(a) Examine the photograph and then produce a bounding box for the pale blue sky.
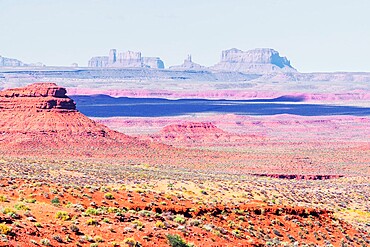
[0,0,369,72]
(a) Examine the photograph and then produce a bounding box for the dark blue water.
[70,95,370,117]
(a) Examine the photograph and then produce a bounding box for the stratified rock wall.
[0,83,76,110]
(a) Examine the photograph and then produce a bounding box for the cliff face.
[0,83,76,111]
[88,49,165,69]
[211,48,296,73]
[0,82,147,158]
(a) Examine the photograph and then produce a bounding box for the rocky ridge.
[144,122,263,147]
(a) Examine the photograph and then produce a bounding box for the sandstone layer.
[0,82,76,111]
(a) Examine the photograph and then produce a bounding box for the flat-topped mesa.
[211,48,297,73]
[161,122,223,134]
[88,49,165,69]
[0,83,76,110]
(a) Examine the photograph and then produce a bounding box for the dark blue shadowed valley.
[70,95,370,117]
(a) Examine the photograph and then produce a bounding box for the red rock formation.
[0,83,76,110]
[0,83,157,158]
[0,83,249,169]
[146,122,263,147]
[161,122,223,135]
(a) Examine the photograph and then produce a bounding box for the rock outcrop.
[169,55,205,70]
[211,48,296,73]
[0,83,76,111]
[146,122,263,147]
[0,82,144,157]
[88,49,165,69]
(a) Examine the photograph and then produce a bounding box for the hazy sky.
[0,0,369,72]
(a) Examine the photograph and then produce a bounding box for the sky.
[0,0,369,72]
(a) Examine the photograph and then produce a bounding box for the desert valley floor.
[0,81,368,247]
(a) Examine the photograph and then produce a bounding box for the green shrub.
[0,223,12,235]
[86,218,98,226]
[55,211,70,221]
[2,207,15,215]
[104,193,114,200]
[51,197,60,205]
[40,238,51,246]
[155,221,165,228]
[174,215,186,224]
[14,203,29,211]
[0,195,7,202]
[85,207,101,216]
[124,237,137,247]
[166,234,192,247]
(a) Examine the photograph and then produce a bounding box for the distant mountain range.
[1,48,370,84]
[88,48,296,74]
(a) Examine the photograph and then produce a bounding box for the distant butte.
[88,49,165,68]
[169,55,205,71]
[211,48,296,73]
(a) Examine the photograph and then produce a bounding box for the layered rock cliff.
[88,49,165,69]
[211,48,296,73]
[0,83,76,111]
[0,83,148,157]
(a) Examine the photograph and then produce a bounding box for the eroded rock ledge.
[0,82,76,110]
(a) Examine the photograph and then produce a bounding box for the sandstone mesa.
[88,49,165,69]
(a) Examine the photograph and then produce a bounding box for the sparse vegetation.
[166,234,192,247]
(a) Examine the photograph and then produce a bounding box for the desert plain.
[0,65,369,247]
